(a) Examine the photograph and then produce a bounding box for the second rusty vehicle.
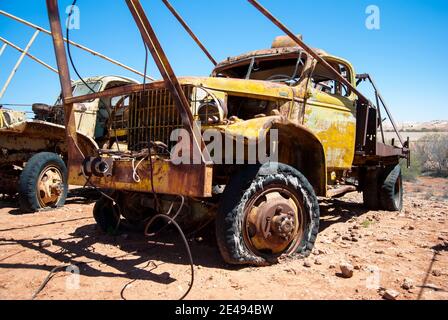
[46,0,409,266]
[0,76,138,212]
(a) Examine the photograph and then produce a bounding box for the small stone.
[303,260,312,268]
[285,268,297,275]
[408,226,415,231]
[339,262,354,278]
[402,278,414,290]
[40,240,53,248]
[375,250,385,254]
[314,258,322,265]
[383,289,400,300]
[432,269,442,277]
[354,265,362,270]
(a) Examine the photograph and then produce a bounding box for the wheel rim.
[243,184,305,257]
[36,165,64,208]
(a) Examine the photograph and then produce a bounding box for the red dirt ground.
[0,177,447,300]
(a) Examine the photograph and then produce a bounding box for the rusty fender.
[215,116,327,196]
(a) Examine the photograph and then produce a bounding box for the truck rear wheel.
[362,164,403,212]
[216,163,320,266]
[18,152,68,212]
[380,165,403,212]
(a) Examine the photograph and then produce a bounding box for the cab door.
[302,58,357,170]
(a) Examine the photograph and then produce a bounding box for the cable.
[30,248,146,300]
[144,214,194,300]
[31,264,72,300]
[66,0,120,152]
[132,156,147,183]
[145,195,185,237]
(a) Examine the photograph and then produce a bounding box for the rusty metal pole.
[247,0,369,104]
[0,36,60,74]
[0,43,6,57]
[0,30,40,100]
[126,0,210,164]
[161,0,217,66]
[0,9,155,81]
[46,0,83,173]
[368,75,405,146]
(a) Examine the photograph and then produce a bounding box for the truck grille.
[128,85,194,152]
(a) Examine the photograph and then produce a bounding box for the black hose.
[144,214,195,300]
[66,0,120,151]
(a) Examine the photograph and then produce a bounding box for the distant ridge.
[383,120,448,132]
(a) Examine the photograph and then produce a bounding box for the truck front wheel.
[216,163,320,266]
[18,152,68,212]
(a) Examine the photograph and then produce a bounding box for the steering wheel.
[265,74,299,86]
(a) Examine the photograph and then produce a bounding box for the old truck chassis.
[45,0,409,265]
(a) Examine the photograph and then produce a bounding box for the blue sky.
[0,0,447,121]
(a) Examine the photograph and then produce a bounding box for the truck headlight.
[194,87,226,125]
[198,101,221,125]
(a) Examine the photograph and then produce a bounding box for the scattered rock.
[303,260,312,268]
[401,278,414,290]
[382,289,400,300]
[40,240,53,248]
[375,250,385,254]
[432,269,442,277]
[339,263,354,278]
[287,268,298,275]
[314,258,322,265]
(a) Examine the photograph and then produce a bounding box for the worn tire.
[216,163,320,266]
[18,152,68,213]
[380,165,403,212]
[93,195,121,234]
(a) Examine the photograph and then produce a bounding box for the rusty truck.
[0,76,138,212]
[45,0,409,266]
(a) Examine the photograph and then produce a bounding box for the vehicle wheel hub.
[245,191,300,254]
[38,167,63,206]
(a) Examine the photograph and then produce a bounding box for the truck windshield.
[54,81,102,105]
[72,81,102,97]
[213,53,306,85]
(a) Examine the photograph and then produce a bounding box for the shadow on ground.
[0,196,372,296]
[0,188,100,215]
[319,198,370,232]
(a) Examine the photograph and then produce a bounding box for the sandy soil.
[0,177,447,300]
